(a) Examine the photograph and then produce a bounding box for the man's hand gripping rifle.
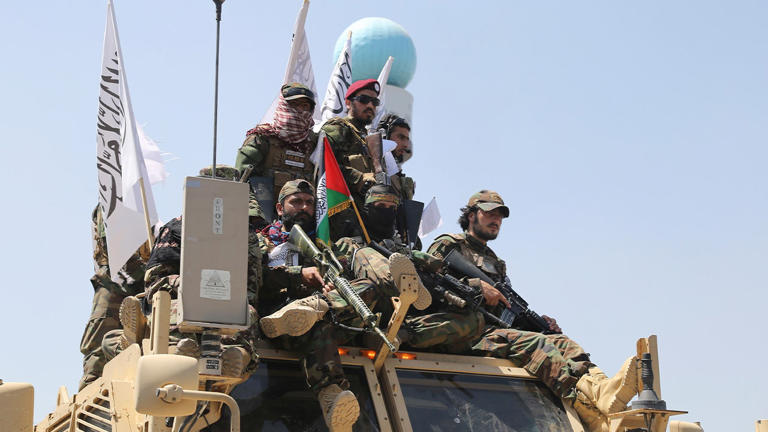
[365,242,512,330]
[288,225,397,352]
[443,248,557,334]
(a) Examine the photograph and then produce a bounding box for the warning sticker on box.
[200,269,231,300]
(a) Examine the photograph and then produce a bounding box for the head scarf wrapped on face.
[246,83,315,151]
[364,184,399,240]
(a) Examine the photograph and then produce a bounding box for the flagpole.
[108,0,155,249]
[138,177,155,248]
[349,199,371,244]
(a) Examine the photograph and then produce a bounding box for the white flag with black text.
[318,32,352,125]
[96,0,158,281]
[260,0,319,123]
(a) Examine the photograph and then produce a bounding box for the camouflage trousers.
[79,286,124,390]
[404,309,592,399]
[346,247,400,317]
[273,277,396,395]
[472,328,592,399]
[273,320,352,395]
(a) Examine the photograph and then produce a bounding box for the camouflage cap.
[278,179,315,203]
[365,184,400,206]
[467,190,509,217]
[199,164,240,181]
[281,82,316,106]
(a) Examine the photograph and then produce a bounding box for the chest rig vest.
[447,233,507,284]
[258,135,315,202]
[326,117,374,177]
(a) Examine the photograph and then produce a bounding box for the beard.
[282,210,315,233]
[471,219,498,241]
[350,104,375,124]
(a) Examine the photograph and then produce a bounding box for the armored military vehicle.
[0,174,706,432]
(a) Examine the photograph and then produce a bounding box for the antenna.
[211,0,225,178]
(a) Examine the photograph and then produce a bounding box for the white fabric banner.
[261,0,319,123]
[418,197,443,238]
[137,124,169,185]
[318,32,352,125]
[96,0,158,281]
[369,56,394,133]
[382,139,400,177]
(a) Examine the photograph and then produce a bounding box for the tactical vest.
[442,233,507,284]
[323,117,374,176]
[260,135,315,202]
[391,173,415,200]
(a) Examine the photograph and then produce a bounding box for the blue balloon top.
[332,17,417,88]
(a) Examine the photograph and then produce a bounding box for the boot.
[571,398,609,432]
[221,346,250,378]
[575,356,638,416]
[175,338,201,358]
[317,384,359,432]
[260,295,329,338]
[119,296,147,349]
[389,253,432,310]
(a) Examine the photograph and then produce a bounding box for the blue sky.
[1,1,766,430]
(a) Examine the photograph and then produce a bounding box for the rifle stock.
[288,226,396,351]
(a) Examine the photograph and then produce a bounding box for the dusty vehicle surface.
[3,178,701,432]
[12,327,696,432]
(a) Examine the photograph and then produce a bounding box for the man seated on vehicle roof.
[100,166,261,379]
[259,183,433,431]
[399,190,640,432]
[375,114,420,246]
[256,179,369,432]
[260,184,433,339]
[320,79,383,241]
[236,83,318,229]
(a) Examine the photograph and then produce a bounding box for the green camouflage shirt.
[427,232,508,286]
[320,116,374,205]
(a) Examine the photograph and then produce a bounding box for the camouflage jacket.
[427,232,508,288]
[391,171,415,201]
[235,133,316,192]
[91,205,149,296]
[236,132,317,173]
[320,116,374,204]
[256,228,314,317]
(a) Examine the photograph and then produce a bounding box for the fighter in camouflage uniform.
[101,166,257,378]
[236,83,317,228]
[258,183,430,431]
[320,79,380,241]
[256,179,364,431]
[376,114,415,201]
[402,190,640,432]
[374,114,420,248]
[78,205,150,390]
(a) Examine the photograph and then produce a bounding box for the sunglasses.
[352,95,380,107]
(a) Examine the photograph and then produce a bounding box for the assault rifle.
[366,242,513,330]
[443,248,557,334]
[289,225,397,352]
